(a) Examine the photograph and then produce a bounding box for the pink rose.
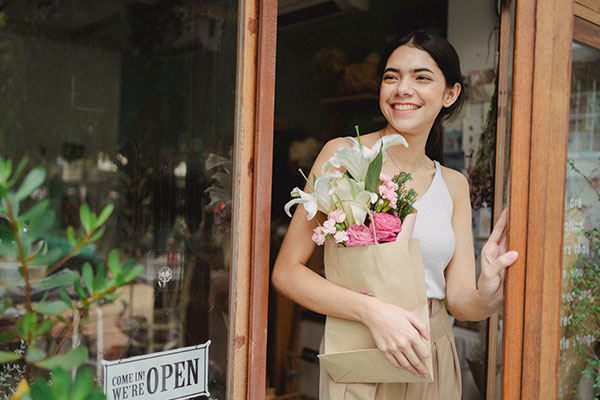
[312,226,325,246]
[372,212,402,242]
[328,209,346,224]
[346,224,375,247]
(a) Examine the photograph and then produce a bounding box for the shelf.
[320,93,379,104]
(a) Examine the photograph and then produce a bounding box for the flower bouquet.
[285,128,433,383]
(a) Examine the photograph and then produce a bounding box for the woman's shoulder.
[439,165,470,203]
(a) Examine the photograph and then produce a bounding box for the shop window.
[0,1,239,399]
[558,37,600,399]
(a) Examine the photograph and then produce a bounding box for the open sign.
[103,342,210,400]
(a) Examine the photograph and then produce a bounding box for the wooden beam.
[575,2,600,25]
[573,16,600,48]
[520,0,573,397]
[501,0,535,397]
[247,0,278,399]
[228,0,258,398]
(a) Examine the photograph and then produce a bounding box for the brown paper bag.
[318,234,433,383]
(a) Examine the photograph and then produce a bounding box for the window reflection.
[0,1,239,398]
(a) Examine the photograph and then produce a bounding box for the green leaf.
[107,249,120,277]
[0,239,18,257]
[20,199,49,223]
[1,297,12,313]
[66,225,76,246]
[74,279,87,300]
[80,204,92,233]
[0,350,21,363]
[88,226,105,242]
[93,263,107,293]
[82,262,94,294]
[58,289,73,308]
[31,248,63,266]
[0,331,17,342]
[35,270,79,289]
[72,368,94,400]
[0,159,12,183]
[0,224,14,241]
[38,319,52,335]
[49,367,71,399]
[364,145,383,193]
[33,301,70,315]
[36,346,88,370]
[26,346,47,362]
[123,265,143,284]
[27,210,55,241]
[15,167,45,202]
[7,157,29,188]
[29,378,53,400]
[23,311,38,334]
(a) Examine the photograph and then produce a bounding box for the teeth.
[393,104,419,111]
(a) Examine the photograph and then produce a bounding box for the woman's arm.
[444,169,518,321]
[271,138,432,378]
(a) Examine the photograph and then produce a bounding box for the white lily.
[354,133,409,161]
[329,176,373,226]
[284,171,342,219]
[321,133,409,181]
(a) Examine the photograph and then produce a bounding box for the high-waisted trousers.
[319,299,462,400]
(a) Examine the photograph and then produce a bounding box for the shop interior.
[268,1,502,398]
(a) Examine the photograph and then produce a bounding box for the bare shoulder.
[440,165,470,203]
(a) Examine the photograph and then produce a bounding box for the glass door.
[0,1,241,398]
[558,18,600,399]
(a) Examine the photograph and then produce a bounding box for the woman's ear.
[443,82,461,108]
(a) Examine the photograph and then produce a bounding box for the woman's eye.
[417,75,432,81]
[383,75,397,81]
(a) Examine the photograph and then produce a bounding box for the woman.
[271,31,518,399]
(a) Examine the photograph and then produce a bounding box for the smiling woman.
[271,31,518,400]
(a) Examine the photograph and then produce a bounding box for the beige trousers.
[319,299,462,400]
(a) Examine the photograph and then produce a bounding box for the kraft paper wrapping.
[318,236,433,383]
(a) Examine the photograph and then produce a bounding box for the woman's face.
[379,44,460,137]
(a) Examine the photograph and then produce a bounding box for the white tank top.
[412,161,456,299]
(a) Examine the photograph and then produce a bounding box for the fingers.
[398,347,429,377]
[404,311,430,341]
[488,208,509,243]
[493,251,519,273]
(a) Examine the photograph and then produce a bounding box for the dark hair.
[380,31,465,163]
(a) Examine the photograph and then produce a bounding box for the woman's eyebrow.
[383,67,435,74]
[412,67,434,74]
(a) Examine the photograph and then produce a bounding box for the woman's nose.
[396,79,415,96]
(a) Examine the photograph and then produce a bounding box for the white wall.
[447,0,498,75]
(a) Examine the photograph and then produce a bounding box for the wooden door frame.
[229,0,277,399]
[502,1,600,399]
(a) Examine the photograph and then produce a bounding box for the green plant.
[0,156,143,399]
[567,158,600,398]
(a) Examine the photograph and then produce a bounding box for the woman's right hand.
[360,297,431,378]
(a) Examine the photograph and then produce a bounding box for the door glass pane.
[0,1,238,398]
[559,40,600,399]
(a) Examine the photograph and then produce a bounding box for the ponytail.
[426,118,445,163]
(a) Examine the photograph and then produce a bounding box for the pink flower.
[322,219,337,235]
[334,230,349,244]
[328,209,346,224]
[380,173,391,184]
[346,224,375,247]
[312,226,326,246]
[372,212,402,242]
[378,185,398,208]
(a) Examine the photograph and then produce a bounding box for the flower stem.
[354,125,362,147]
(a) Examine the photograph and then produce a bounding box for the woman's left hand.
[477,209,518,307]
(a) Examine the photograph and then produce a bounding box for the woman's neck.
[379,125,429,170]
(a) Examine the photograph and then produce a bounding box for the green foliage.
[23,368,106,400]
[0,156,143,398]
[568,228,600,395]
[392,172,418,221]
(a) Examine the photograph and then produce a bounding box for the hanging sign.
[103,341,210,400]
